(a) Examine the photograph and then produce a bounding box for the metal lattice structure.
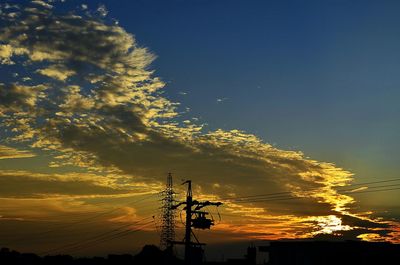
[160,173,176,250]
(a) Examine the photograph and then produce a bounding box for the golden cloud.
[36,65,76,81]
[0,145,35,159]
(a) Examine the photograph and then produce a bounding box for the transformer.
[191,211,214,229]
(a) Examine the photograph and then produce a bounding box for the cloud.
[0,145,36,159]
[96,4,108,17]
[0,44,13,64]
[216,97,228,103]
[36,65,76,81]
[31,0,53,9]
[0,169,163,198]
[0,0,399,244]
[0,172,120,198]
[0,83,47,111]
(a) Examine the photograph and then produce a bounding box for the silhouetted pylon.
[160,173,176,251]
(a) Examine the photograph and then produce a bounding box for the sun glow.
[312,215,352,235]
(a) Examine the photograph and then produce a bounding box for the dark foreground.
[2,240,400,265]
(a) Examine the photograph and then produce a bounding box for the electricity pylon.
[160,173,176,252]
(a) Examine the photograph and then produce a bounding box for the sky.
[0,0,399,259]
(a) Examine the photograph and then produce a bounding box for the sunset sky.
[0,0,399,259]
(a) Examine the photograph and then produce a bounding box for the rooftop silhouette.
[2,240,399,265]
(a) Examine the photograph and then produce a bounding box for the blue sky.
[97,0,400,183]
[94,0,400,214]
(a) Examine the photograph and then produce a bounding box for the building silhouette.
[2,241,400,265]
[259,240,400,265]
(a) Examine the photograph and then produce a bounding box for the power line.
[57,221,155,255]
[342,177,400,187]
[53,195,159,220]
[345,186,400,195]
[42,193,157,229]
[13,182,396,258]
[1,206,159,248]
[12,193,159,243]
[339,183,400,193]
[40,216,153,255]
[225,185,400,204]
[220,178,400,202]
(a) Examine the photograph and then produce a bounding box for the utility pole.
[160,173,175,252]
[184,180,193,263]
[171,180,222,265]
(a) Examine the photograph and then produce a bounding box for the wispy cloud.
[31,0,53,9]
[0,145,35,159]
[216,97,228,103]
[0,170,161,198]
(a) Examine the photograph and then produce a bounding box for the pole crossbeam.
[171,180,222,265]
